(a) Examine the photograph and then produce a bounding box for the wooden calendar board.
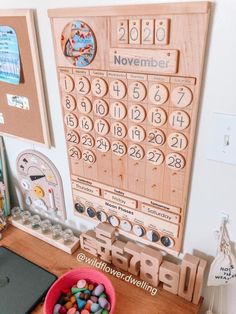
[48,2,211,254]
[0,10,50,146]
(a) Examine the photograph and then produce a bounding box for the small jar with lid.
[31,215,41,229]
[20,211,31,225]
[51,224,62,239]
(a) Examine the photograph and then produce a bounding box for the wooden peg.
[140,247,163,287]
[112,240,132,271]
[159,261,180,294]
[178,254,200,302]
[124,241,142,276]
[192,259,207,305]
[80,230,97,256]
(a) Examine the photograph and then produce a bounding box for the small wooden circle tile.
[64,113,78,129]
[68,146,81,159]
[128,144,145,160]
[128,81,146,102]
[148,107,167,127]
[60,74,74,93]
[168,110,190,130]
[128,125,146,142]
[79,116,93,132]
[81,133,95,148]
[112,140,127,156]
[66,130,80,144]
[94,118,110,136]
[77,96,92,114]
[91,77,108,97]
[82,149,96,164]
[166,152,185,170]
[75,76,90,95]
[62,94,76,111]
[111,122,127,139]
[147,148,164,165]
[109,80,126,99]
[149,83,169,105]
[147,129,165,146]
[96,137,110,152]
[93,99,109,117]
[128,104,146,123]
[110,102,127,120]
[171,86,193,108]
[167,132,188,151]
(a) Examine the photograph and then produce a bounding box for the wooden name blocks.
[79,223,207,304]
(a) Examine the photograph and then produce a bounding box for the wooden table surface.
[1,226,202,314]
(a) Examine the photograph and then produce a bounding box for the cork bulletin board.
[49,2,211,255]
[0,10,50,146]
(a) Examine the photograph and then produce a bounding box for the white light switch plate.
[207,113,236,165]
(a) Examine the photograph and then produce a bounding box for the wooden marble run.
[48,2,211,254]
[80,223,207,304]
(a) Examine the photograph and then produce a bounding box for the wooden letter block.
[192,259,207,305]
[96,223,116,263]
[80,230,97,256]
[140,247,163,287]
[124,241,142,276]
[159,261,180,294]
[178,254,200,302]
[112,240,132,271]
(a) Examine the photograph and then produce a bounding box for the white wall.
[0,0,236,313]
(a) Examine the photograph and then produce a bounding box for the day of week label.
[142,204,179,224]
[73,69,90,76]
[110,48,179,74]
[148,74,170,83]
[170,76,196,85]
[108,71,127,79]
[104,191,137,209]
[90,70,107,77]
[127,73,147,81]
[74,190,178,237]
[72,181,100,197]
[58,67,72,74]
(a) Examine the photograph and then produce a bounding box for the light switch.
[207,113,236,165]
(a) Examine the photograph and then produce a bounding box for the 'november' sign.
[109,48,179,74]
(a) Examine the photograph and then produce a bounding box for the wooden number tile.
[192,259,207,305]
[168,110,190,130]
[94,118,110,136]
[171,86,193,108]
[128,144,145,161]
[67,130,80,145]
[117,19,129,44]
[159,261,180,295]
[166,152,185,170]
[147,128,165,146]
[112,240,132,271]
[128,81,146,102]
[178,254,200,302]
[81,133,95,148]
[75,76,90,95]
[79,116,94,132]
[128,104,146,123]
[142,19,154,45]
[62,94,76,111]
[149,83,169,105]
[128,125,146,142]
[110,101,127,120]
[148,107,167,127]
[155,18,170,45]
[96,222,116,246]
[77,96,92,114]
[111,121,127,139]
[80,230,97,256]
[93,99,109,117]
[112,140,127,156]
[64,113,78,129]
[140,246,163,287]
[147,148,164,165]
[96,137,110,153]
[109,80,126,99]
[91,77,108,97]
[60,73,74,93]
[167,132,188,151]
[129,19,141,44]
[124,241,142,276]
[82,149,96,164]
[68,146,81,160]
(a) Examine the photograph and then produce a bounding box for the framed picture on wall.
[0,9,51,146]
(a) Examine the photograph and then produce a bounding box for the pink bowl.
[43,267,116,314]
